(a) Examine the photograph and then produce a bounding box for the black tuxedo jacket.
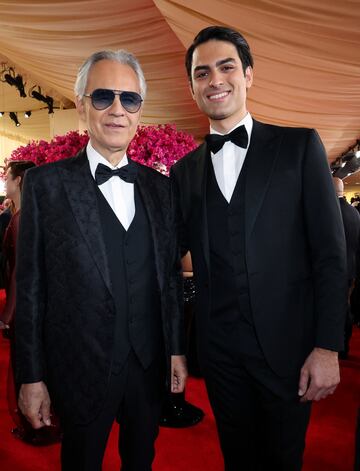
[171,119,347,377]
[339,197,360,280]
[15,148,184,424]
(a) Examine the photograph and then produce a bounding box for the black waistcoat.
[96,183,162,373]
[206,156,265,357]
[206,156,252,322]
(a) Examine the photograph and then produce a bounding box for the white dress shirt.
[87,142,135,230]
[210,113,253,203]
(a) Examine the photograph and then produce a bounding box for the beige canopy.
[0,0,359,179]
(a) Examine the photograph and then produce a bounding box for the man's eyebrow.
[193,64,210,74]
[216,58,236,67]
[193,57,236,74]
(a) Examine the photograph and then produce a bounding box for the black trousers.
[61,350,165,471]
[202,321,312,471]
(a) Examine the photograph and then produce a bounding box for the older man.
[16,50,187,471]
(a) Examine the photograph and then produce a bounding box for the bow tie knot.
[95,162,137,185]
[205,125,248,154]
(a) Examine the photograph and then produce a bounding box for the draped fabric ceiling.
[0,0,359,172]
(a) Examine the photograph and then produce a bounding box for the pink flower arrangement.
[9,124,197,175]
[9,131,90,166]
[128,124,198,175]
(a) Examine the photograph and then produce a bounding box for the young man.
[16,50,187,471]
[171,26,347,470]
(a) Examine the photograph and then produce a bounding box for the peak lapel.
[57,149,112,295]
[134,163,168,291]
[185,144,210,273]
[245,120,282,242]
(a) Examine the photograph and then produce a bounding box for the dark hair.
[185,26,254,82]
[6,160,36,191]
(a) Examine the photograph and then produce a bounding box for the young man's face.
[190,40,253,131]
[76,59,142,162]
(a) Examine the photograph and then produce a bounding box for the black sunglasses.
[83,89,143,113]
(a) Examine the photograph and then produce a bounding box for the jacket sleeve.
[302,129,347,351]
[15,170,47,384]
[170,166,190,256]
[167,174,185,355]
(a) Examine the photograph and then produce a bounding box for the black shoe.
[160,400,204,428]
[12,426,62,446]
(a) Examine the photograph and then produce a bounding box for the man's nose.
[209,71,223,87]
[108,95,125,115]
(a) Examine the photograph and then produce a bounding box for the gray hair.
[74,50,147,99]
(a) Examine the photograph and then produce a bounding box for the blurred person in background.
[0,197,14,289]
[333,177,360,358]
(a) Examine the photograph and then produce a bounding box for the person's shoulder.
[0,208,11,221]
[24,149,86,181]
[255,119,316,139]
[172,143,204,172]
[134,161,169,185]
[343,198,360,218]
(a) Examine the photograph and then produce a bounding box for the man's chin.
[208,113,228,121]
[201,106,229,121]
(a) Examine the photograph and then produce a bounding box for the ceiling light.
[356,150,360,158]
[30,87,54,114]
[9,112,20,127]
[0,111,3,117]
[24,110,31,118]
[2,68,26,97]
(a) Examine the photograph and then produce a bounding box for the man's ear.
[245,66,253,90]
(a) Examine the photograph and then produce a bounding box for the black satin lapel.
[57,150,112,295]
[135,166,167,290]
[188,144,210,272]
[245,121,282,242]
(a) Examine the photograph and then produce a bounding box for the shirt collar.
[209,112,253,148]
[87,141,129,180]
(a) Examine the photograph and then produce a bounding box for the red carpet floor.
[0,290,359,470]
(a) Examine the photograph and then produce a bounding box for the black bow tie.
[205,125,248,154]
[95,162,137,185]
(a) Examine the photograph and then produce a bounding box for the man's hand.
[298,347,340,402]
[18,381,52,428]
[171,355,188,393]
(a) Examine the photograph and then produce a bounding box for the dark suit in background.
[339,197,360,281]
[338,195,360,356]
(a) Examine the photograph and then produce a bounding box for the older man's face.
[77,59,142,163]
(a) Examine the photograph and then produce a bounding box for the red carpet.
[0,288,359,470]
